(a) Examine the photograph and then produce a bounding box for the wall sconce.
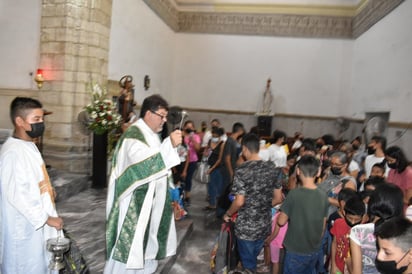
[144,75,150,90]
[34,69,44,89]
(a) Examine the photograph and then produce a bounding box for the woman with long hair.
[385,146,412,209]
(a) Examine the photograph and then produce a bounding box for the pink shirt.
[387,166,412,201]
[271,212,288,248]
[184,133,201,163]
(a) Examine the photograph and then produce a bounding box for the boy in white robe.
[104,94,182,274]
[0,97,64,274]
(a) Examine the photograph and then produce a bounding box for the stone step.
[48,167,91,202]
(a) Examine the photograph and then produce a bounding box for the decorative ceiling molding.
[178,13,353,38]
[174,1,366,16]
[143,0,180,31]
[352,0,404,38]
[143,0,404,39]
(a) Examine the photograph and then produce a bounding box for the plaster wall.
[171,33,353,117]
[0,0,41,129]
[0,0,41,90]
[349,0,412,151]
[350,0,412,122]
[108,0,176,105]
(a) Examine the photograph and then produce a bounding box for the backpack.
[210,221,239,274]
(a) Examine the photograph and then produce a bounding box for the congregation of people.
[175,118,412,274]
[1,94,411,274]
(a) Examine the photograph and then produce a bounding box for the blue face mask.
[26,122,45,138]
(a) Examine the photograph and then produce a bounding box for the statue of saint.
[118,75,136,122]
[262,78,273,114]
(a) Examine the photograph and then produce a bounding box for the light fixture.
[144,75,150,90]
[34,69,44,89]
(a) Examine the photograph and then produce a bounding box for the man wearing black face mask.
[364,136,388,178]
[0,97,64,273]
[375,216,412,274]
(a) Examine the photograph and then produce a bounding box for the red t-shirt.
[330,218,351,272]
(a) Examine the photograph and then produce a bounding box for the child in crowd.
[277,155,329,274]
[324,188,358,271]
[360,176,385,205]
[370,161,386,178]
[349,183,404,274]
[330,195,365,274]
[374,216,412,274]
[358,161,386,191]
[263,211,288,274]
[328,188,359,231]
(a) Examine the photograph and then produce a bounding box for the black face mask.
[331,167,343,176]
[352,144,360,150]
[387,162,398,169]
[344,218,361,228]
[184,129,193,134]
[26,122,45,138]
[375,251,409,274]
[367,146,376,155]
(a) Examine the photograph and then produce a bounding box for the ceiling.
[143,0,404,38]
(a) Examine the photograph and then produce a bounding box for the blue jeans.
[237,238,264,271]
[283,249,321,274]
[184,161,197,192]
[208,169,223,207]
[316,229,332,273]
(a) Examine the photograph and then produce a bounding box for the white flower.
[93,84,103,97]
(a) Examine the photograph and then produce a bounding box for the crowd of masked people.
[172,118,412,274]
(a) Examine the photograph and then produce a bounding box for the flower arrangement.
[85,83,122,135]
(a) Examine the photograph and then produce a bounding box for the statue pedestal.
[257,115,272,137]
[92,132,108,188]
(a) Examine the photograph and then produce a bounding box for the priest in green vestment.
[104,94,182,273]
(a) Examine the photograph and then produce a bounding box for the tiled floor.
[56,187,107,273]
[55,181,219,274]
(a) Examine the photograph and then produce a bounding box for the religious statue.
[117,75,136,123]
[262,78,273,114]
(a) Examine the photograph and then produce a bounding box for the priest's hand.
[47,216,64,230]
[170,130,182,147]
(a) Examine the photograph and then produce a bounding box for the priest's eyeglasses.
[151,110,168,120]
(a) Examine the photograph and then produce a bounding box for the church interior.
[0,0,411,273]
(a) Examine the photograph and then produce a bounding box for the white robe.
[0,137,58,274]
[104,119,180,274]
[268,144,287,167]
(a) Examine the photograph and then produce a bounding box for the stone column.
[38,0,112,173]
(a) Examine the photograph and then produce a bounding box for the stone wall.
[39,0,113,173]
